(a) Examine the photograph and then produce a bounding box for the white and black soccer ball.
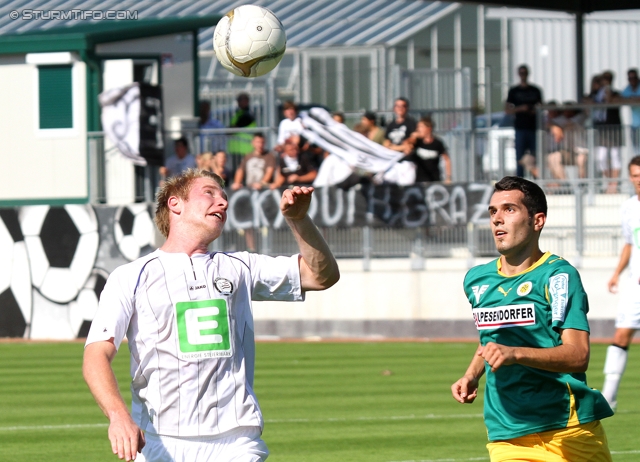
[114,203,155,262]
[69,267,109,338]
[21,204,99,304]
[213,4,287,78]
[0,209,32,337]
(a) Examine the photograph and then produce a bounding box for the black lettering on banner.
[427,184,451,225]
[223,183,498,230]
[527,307,533,318]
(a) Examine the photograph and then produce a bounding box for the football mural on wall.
[0,210,32,337]
[0,204,157,340]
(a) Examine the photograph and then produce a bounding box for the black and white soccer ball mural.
[69,267,109,338]
[21,205,99,304]
[0,210,32,337]
[114,203,155,261]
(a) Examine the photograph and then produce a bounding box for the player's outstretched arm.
[452,344,486,404]
[280,186,340,291]
[609,243,631,293]
[83,341,145,461]
[479,328,590,373]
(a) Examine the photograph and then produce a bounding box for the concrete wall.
[253,256,619,341]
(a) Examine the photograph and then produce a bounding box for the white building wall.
[487,8,640,103]
[0,59,87,202]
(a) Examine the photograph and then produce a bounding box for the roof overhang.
[459,0,639,14]
[0,16,221,55]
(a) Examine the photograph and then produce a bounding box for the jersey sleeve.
[548,264,590,333]
[621,201,633,245]
[247,253,304,301]
[84,266,135,350]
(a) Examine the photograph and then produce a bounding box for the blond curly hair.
[154,168,225,238]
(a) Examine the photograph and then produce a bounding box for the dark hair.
[419,115,434,129]
[175,137,189,149]
[253,132,264,139]
[332,111,345,123]
[396,97,410,108]
[629,155,640,170]
[518,64,529,73]
[363,111,377,123]
[628,68,639,78]
[494,176,547,217]
[283,100,297,111]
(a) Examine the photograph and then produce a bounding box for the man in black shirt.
[506,65,543,177]
[384,97,417,152]
[403,116,451,183]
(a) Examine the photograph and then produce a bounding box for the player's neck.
[160,234,211,256]
[499,247,544,276]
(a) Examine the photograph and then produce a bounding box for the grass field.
[0,341,639,462]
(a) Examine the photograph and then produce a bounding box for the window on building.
[38,65,73,129]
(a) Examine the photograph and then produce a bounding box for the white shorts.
[137,427,268,462]
[616,281,640,329]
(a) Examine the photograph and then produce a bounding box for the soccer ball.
[21,204,99,304]
[213,4,286,78]
[114,203,156,262]
[0,210,31,337]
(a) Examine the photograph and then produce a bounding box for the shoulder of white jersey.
[211,251,252,271]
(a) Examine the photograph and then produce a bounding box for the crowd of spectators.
[159,68,640,194]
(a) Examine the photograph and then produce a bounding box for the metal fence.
[87,100,640,264]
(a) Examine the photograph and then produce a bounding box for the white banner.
[98,83,147,166]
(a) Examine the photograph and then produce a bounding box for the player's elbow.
[570,348,590,373]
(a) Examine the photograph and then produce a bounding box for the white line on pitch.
[387,458,488,462]
[0,414,483,432]
[0,423,108,432]
[265,413,484,423]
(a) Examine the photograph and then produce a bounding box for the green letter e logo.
[175,300,232,358]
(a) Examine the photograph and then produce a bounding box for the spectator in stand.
[332,111,345,124]
[271,137,318,189]
[360,111,386,145]
[384,97,417,152]
[590,70,622,193]
[210,150,233,185]
[229,92,256,155]
[275,101,303,152]
[546,102,588,181]
[159,137,197,180]
[231,133,275,191]
[402,116,451,183]
[230,133,275,252]
[505,64,544,178]
[198,100,226,153]
[621,68,640,154]
[195,151,214,172]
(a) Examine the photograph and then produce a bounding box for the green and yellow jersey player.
[451,176,613,462]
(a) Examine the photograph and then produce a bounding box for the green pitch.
[0,341,638,461]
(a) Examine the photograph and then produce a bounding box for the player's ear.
[533,212,546,232]
[167,195,182,214]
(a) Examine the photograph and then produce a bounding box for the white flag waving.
[98,83,147,166]
[301,107,404,173]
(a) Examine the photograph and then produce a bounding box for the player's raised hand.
[108,411,145,461]
[280,186,314,220]
[451,375,479,404]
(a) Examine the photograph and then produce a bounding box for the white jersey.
[621,195,640,281]
[276,117,303,145]
[86,249,303,437]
